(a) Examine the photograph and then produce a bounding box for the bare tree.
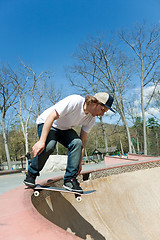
[0,66,17,170]
[31,80,62,153]
[119,23,160,154]
[46,83,61,105]
[32,79,48,118]
[99,116,108,153]
[31,78,62,120]
[68,37,135,153]
[152,83,160,117]
[9,61,51,168]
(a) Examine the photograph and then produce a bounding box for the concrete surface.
[32,166,160,240]
[0,176,78,240]
[1,154,160,240]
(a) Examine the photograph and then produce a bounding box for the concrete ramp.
[32,166,160,240]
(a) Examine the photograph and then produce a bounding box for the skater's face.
[89,103,109,117]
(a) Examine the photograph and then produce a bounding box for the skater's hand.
[32,140,45,157]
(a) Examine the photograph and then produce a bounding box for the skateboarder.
[24,92,115,193]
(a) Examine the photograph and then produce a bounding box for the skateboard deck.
[33,184,96,201]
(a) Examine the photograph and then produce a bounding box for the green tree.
[147,117,160,155]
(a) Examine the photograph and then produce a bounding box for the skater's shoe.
[63,178,83,193]
[23,171,36,188]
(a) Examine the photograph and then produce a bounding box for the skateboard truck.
[75,193,82,202]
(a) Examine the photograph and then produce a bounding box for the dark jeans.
[28,124,83,181]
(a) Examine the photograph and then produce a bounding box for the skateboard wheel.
[34,191,40,197]
[76,196,82,202]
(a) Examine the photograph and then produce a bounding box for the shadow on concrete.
[33,191,105,240]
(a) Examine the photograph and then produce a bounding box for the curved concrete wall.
[0,175,79,240]
[1,155,160,240]
[32,162,160,240]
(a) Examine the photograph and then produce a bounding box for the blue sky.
[0,0,160,97]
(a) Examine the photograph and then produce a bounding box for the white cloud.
[143,84,160,103]
[134,99,140,107]
[130,83,160,120]
[133,83,160,104]
[147,107,160,115]
[104,110,114,116]
[145,107,160,118]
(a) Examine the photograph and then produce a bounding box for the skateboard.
[33,184,96,202]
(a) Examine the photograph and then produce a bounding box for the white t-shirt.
[36,95,95,133]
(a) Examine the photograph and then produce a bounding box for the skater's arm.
[32,110,59,157]
[77,129,88,175]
